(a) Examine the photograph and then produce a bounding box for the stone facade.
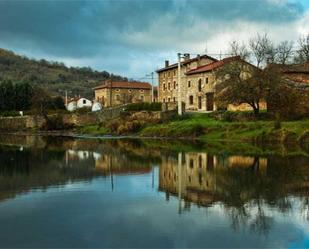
[93,81,152,107]
[157,55,265,112]
[157,55,217,107]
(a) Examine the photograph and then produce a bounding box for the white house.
[91,102,103,112]
[77,98,92,109]
[67,101,77,112]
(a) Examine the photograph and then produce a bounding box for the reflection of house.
[95,153,151,175]
[93,81,152,107]
[159,152,268,208]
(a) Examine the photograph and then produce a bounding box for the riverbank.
[76,113,309,144]
[1,112,308,148]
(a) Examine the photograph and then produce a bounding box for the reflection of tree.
[249,201,273,236]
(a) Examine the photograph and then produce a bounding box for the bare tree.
[215,61,265,115]
[295,34,309,63]
[275,41,293,64]
[249,33,276,67]
[229,40,250,60]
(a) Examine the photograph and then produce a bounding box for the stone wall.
[0,115,46,131]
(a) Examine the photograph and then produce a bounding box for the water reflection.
[0,135,308,247]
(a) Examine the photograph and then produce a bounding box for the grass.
[76,125,109,136]
[141,113,309,143]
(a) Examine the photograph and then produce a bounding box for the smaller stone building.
[267,63,309,116]
[185,56,264,111]
[93,81,152,107]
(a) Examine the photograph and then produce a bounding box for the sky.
[0,0,308,81]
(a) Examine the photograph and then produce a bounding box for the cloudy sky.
[0,0,308,80]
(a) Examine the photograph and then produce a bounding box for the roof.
[93,81,152,90]
[156,54,218,73]
[268,63,309,74]
[185,56,243,75]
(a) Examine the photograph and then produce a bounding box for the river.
[0,135,308,248]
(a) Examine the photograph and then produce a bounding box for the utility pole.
[65,90,68,107]
[109,78,113,107]
[177,53,183,116]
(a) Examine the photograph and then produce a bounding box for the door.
[206,93,214,111]
[198,96,202,109]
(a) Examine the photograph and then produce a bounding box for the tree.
[214,60,277,115]
[295,34,309,63]
[249,33,276,67]
[229,40,250,60]
[275,41,293,64]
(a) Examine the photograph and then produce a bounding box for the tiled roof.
[186,56,242,75]
[156,54,218,73]
[93,81,152,90]
[268,63,309,74]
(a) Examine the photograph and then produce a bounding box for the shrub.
[0,110,21,117]
[41,115,73,130]
[125,102,162,112]
[75,107,91,114]
[273,113,281,130]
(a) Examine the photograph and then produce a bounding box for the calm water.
[0,135,308,248]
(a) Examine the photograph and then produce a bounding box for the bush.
[75,107,91,114]
[41,115,73,130]
[125,102,162,112]
[0,110,21,117]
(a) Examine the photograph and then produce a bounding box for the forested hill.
[0,48,128,98]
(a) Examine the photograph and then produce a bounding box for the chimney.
[165,60,169,67]
[184,53,190,61]
[197,54,201,67]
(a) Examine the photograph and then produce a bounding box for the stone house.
[157,54,264,112]
[156,54,217,105]
[267,63,309,116]
[185,56,266,111]
[93,81,152,107]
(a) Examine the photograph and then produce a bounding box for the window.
[116,89,120,92]
[140,95,144,102]
[163,84,166,91]
[168,97,170,102]
[198,79,202,91]
[83,99,86,104]
[198,155,202,168]
[205,77,209,84]
[189,159,194,168]
[189,95,194,105]
[116,94,120,101]
[140,89,144,93]
[163,98,165,103]
[188,81,191,87]
[173,97,176,102]
[128,89,132,93]
[168,83,170,90]
[173,81,176,89]
[174,70,176,76]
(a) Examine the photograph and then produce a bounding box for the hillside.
[0,48,128,99]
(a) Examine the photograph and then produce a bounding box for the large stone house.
[157,55,263,112]
[93,81,152,107]
[156,54,217,105]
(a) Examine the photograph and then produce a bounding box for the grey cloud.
[0,0,306,77]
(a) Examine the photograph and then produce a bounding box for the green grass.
[76,125,109,136]
[141,113,309,144]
